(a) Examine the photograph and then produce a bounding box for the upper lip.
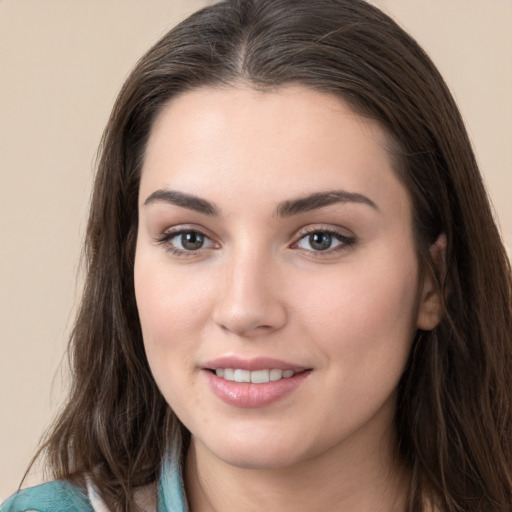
[203,356,308,372]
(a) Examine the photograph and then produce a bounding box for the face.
[134,85,438,470]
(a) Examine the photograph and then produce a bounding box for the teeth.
[251,369,269,383]
[215,368,296,383]
[234,369,251,383]
[269,369,282,381]
[223,368,235,381]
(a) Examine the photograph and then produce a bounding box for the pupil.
[310,232,332,251]
[182,232,204,250]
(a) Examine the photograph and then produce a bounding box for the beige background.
[1,0,511,500]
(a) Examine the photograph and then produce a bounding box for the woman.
[3,0,511,511]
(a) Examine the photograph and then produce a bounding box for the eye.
[156,228,217,256]
[174,231,207,251]
[294,229,355,253]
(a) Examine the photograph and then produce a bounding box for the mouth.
[203,357,312,408]
[209,368,302,383]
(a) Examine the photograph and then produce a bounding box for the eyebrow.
[274,190,378,217]
[144,189,219,216]
[143,188,378,217]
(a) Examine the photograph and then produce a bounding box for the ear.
[416,234,447,331]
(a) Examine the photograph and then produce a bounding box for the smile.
[206,369,311,408]
[214,368,296,383]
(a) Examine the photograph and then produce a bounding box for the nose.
[212,248,287,338]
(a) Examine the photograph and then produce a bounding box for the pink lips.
[203,357,311,408]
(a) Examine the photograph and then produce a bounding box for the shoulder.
[1,480,94,512]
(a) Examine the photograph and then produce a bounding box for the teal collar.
[1,457,187,512]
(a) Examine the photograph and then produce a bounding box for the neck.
[184,422,409,512]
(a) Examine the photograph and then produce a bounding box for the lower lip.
[204,370,311,408]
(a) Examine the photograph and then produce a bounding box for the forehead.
[140,85,409,219]
[146,85,395,161]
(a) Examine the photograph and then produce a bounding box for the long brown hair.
[30,0,512,510]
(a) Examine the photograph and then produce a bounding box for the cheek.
[133,250,212,389]
[134,252,212,418]
[289,252,420,433]
[292,248,420,365]
[135,252,209,337]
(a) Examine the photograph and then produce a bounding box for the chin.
[197,430,315,471]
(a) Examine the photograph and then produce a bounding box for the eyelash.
[155,228,217,257]
[155,226,356,258]
[292,227,356,257]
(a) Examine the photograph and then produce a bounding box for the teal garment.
[1,457,187,512]
[0,481,93,512]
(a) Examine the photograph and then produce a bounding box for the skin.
[134,85,443,511]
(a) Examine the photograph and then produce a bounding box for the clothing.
[0,457,187,512]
